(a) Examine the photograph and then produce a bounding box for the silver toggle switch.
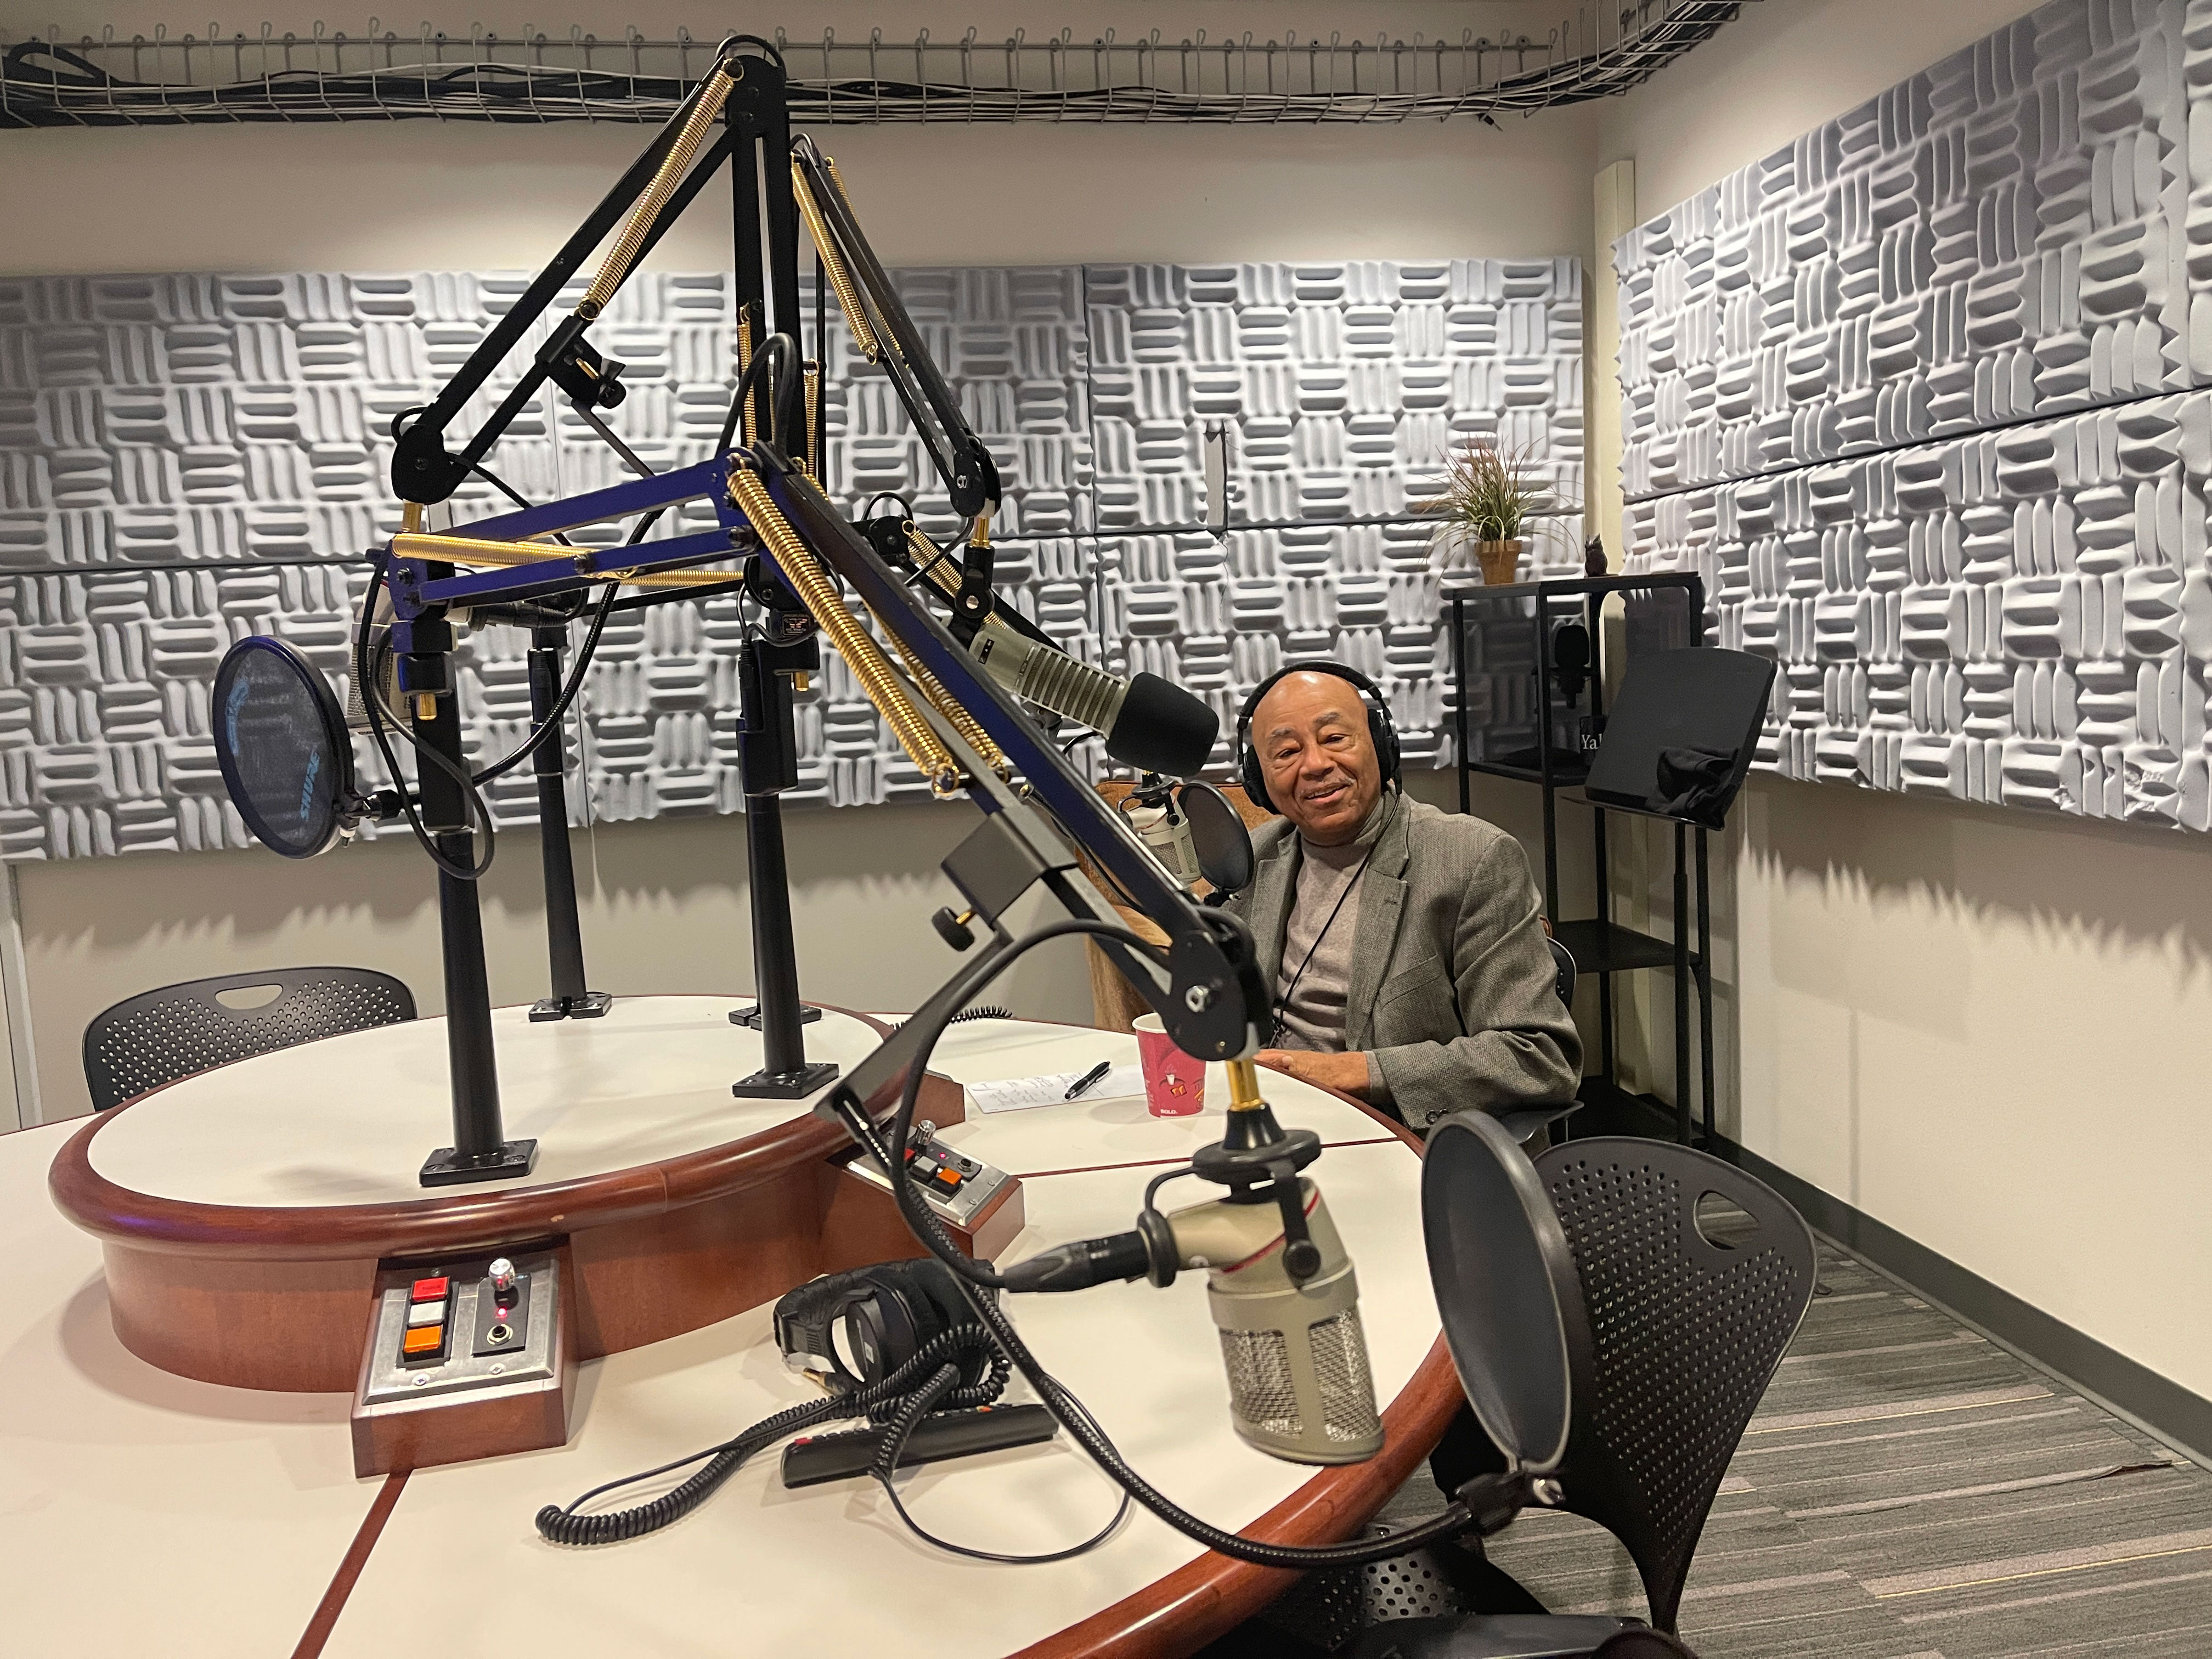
[488,1257,518,1296]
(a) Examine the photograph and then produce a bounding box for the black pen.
[1064,1061,1113,1101]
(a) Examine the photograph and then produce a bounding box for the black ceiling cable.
[0,10,1750,129]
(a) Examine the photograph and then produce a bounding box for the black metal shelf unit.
[1446,572,1713,1144]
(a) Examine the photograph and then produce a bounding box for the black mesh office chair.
[1244,1119,1813,1659]
[82,967,416,1111]
[1530,1137,1816,1634]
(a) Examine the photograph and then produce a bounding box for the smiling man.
[1226,664,1581,1133]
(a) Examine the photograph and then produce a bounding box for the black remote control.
[779,1404,1057,1488]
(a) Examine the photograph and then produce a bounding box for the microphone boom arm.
[379,439,1266,1066]
[791,134,1001,524]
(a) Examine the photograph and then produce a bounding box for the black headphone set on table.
[772,1258,990,1397]
[1234,661,1403,813]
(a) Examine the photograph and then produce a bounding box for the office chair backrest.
[83,966,416,1111]
[1534,1137,1815,1633]
[1547,935,1576,1008]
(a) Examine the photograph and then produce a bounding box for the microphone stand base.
[733,1060,841,1101]
[419,1138,540,1188]
[729,1003,823,1030]
[529,991,614,1023]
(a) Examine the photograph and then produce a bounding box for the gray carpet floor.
[1376,1239,2212,1657]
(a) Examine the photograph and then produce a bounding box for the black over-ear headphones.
[772,1258,992,1394]
[1235,661,1402,815]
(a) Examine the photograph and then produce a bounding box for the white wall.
[1594,0,2212,1407]
[2,3,1599,274]
[1,2,1598,1121]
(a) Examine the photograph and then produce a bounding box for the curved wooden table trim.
[46,1000,969,1392]
[50,1000,900,1259]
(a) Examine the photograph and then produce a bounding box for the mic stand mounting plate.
[533,991,614,1023]
[729,1002,821,1031]
[732,1057,842,1100]
[420,1137,540,1187]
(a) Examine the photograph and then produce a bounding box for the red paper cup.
[1132,1014,1206,1117]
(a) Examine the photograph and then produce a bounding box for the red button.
[410,1277,449,1304]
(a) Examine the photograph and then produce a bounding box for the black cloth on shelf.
[1647,743,1738,828]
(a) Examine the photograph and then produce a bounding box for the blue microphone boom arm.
[384,441,1268,1074]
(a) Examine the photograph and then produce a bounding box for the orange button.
[934,1168,962,1188]
[402,1325,443,1357]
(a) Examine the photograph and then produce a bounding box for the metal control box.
[351,1244,575,1477]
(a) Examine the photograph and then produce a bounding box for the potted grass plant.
[1419,438,1559,586]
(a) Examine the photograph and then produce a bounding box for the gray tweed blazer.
[1227,794,1583,1132]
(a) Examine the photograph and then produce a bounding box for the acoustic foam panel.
[1618,0,2212,827]
[0,257,1581,857]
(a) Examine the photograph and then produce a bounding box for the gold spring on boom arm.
[791,156,885,364]
[579,59,741,319]
[888,634,1009,781]
[735,306,757,445]
[802,362,821,478]
[727,466,962,798]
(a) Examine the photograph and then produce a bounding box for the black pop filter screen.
[1421,1111,1582,1478]
[213,637,352,859]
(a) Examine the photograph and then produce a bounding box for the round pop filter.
[212,636,356,859]
[1421,1109,1588,1479]
[1181,780,1254,899]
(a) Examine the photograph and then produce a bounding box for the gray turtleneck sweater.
[1273,791,1396,1100]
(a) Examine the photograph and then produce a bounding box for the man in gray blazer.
[1226,664,1581,1133]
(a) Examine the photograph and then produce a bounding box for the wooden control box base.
[820,1156,1026,1273]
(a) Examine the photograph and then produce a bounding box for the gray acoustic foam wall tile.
[0,255,1581,857]
[1085,258,1585,771]
[1621,0,2212,830]
[1617,0,2191,500]
[0,267,1092,855]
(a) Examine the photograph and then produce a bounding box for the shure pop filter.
[212,636,358,859]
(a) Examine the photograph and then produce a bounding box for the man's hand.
[1254,1047,1371,1099]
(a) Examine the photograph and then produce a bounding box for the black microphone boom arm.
[390,37,798,506]
[790,134,1002,524]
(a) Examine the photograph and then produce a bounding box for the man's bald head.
[1249,669,1385,845]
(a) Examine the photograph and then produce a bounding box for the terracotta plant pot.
[1477,539,1524,585]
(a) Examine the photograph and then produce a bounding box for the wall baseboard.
[1718,1138,2212,1472]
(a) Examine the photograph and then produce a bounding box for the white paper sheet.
[964,1065,1147,1115]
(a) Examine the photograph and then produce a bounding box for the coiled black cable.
[535,1322,1007,1545]
[841,916,1493,1571]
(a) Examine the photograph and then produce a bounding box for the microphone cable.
[838,915,1494,1571]
[535,1314,1131,1560]
[353,558,498,883]
[537,1323,1001,1545]
[466,579,622,789]
[365,385,754,870]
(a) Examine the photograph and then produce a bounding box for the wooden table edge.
[47,1001,906,1260]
